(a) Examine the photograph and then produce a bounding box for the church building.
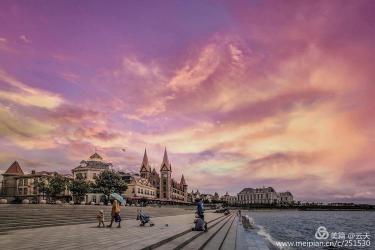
[140,148,188,202]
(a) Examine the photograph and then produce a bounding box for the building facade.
[237,187,294,205]
[71,152,112,204]
[221,192,238,205]
[139,148,188,203]
[279,191,294,204]
[1,161,70,203]
[123,175,157,200]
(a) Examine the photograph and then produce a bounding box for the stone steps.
[203,215,236,250]
[219,216,238,250]
[181,214,234,250]
[146,214,234,250]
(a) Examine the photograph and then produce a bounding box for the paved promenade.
[0,205,270,249]
[0,213,226,249]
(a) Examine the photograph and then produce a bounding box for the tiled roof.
[4,161,24,175]
[89,152,103,160]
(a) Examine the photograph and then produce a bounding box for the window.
[24,188,28,195]
[93,173,97,179]
[92,196,97,203]
[24,179,28,185]
[18,188,23,195]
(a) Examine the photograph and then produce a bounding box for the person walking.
[107,199,121,228]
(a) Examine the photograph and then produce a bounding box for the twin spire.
[140,147,186,185]
[141,147,171,172]
[140,147,173,172]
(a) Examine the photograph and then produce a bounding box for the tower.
[160,147,171,200]
[180,174,188,202]
[140,148,151,180]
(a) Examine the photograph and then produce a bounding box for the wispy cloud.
[0,70,63,109]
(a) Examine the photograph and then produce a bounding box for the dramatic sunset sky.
[0,1,374,202]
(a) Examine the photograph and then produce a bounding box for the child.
[96,210,105,227]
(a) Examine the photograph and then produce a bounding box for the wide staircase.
[141,213,237,250]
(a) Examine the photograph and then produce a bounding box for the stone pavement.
[0,212,222,250]
[0,204,195,233]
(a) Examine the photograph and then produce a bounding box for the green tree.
[47,175,68,201]
[34,177,48,201]
[94,170,127,198]
[68,174,90,203]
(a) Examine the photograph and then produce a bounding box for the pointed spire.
[140,148,151,172]
[161,147,171,171]
[180,174,187,186]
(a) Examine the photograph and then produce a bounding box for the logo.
[315,226,329,240]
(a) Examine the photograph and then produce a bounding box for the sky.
[0,0,374,203]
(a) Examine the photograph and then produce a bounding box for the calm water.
[244,210,375,250]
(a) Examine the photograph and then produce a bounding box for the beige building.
[140,148,188,202]
[72,152,112,204]
[123,175,157,200]
[1,161,24,198]
[72,152,112,181]
[1,161,70,203]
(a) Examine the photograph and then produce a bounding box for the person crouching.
[192,213,206,231]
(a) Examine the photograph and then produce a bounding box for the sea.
[243,210,375,250]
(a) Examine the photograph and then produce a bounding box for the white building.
[221,192,237,205]
[279,191,294,204]
[237,187,293,205]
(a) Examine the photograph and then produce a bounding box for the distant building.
[237,187,294,205]
[279,191,294,204]
[221,192,237,205]
[189,189,201,202]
